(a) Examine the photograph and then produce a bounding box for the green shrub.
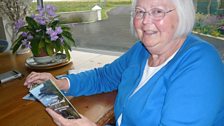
[194,13,224,38]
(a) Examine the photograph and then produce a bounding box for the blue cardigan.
[65,34,224,125]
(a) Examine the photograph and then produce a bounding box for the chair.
[0,39,8,53]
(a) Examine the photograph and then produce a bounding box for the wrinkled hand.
[46,108,97,126]
[24,72,68,90]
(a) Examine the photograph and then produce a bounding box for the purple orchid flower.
[50,32,59,41]
[15,19,25,32]
[30,14,36,19]
[45,5,57,17]
[21,39,31,48]
[46,27,54,34]
[37,5,45,16]
[34,15,46,25]
[21,32,28,37]
[21,39,28,45]
[59,37,64,45]
[46,27,59,41]
[55,27,63,34]
[27,34,33,40]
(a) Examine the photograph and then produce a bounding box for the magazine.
[29,79,81,119]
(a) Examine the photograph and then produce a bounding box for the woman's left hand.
[46,108,97,126]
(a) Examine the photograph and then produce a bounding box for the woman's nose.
[142,14,154,24]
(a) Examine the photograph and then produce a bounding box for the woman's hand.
[46,108,97,126]
[24,72,69,90]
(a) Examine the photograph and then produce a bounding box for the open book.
[29,79,81,119]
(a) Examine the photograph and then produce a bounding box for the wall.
[58,10,98,24]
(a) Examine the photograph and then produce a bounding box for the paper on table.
[23,93,37,101]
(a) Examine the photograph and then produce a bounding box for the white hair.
[130,0,196,39]
[130,0,137,37]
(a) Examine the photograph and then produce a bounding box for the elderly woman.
[24,0,224,125]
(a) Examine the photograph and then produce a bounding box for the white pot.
[33,55,55,64]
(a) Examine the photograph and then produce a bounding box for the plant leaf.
[45,38,52,44]
[30,35,41,56]
[61,25,70,31]
[26,17,40,31]
[39,40,46,49]
[12,36,23,53]
[45,44,54,56]
[62,32,75,47]
[64,45,71,60]
[49,20,60,28]
[18,26,29,33]
[55,40,62,52]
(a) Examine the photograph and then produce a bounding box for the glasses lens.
[134,9,144,19]
[150,8,165,20]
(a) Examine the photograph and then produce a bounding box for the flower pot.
[33,55,55,64]
[33,48,55,64]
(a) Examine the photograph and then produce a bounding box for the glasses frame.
[133,8,175,21]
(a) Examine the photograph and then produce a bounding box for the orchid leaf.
[12,36,23,53]
[26,17,40,30]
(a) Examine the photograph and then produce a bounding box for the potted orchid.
[12,4,75,62]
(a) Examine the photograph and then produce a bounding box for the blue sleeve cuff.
[55,74,71,95]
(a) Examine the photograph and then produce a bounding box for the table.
[0,50,119,126]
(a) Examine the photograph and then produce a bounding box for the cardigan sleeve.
[160,43,224,125]
[64,42,143,96]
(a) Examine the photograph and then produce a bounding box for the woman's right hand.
[24,72,69,90]
[46,108,97,126]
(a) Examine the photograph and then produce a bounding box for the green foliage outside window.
[194,13,224,38]
[219,0,224,9]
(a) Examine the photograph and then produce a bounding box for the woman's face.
[134,0,179,55]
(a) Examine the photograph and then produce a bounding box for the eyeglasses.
[133,8,175,21]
